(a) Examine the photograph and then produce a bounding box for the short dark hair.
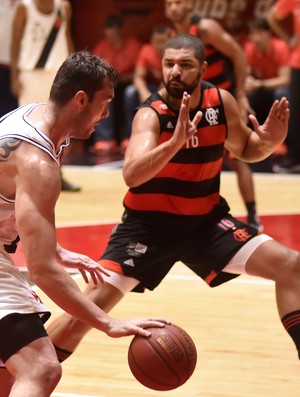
[162,33,206,64]
[248,18,270,32]
[49,51,118,106]
[104,14,123,29]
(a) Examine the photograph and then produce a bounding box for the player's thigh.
[0,367,14,397]
[5,336,60,379]
[245,238,299,280]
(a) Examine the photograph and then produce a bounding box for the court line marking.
[55,209,300,228]
[45,272,274,286]
[52,393,104,397]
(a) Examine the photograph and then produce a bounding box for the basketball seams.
[165,324,197,378]
[128,343,179,389]
[128,323,197,390]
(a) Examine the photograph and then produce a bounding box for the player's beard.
[164,73,200,99]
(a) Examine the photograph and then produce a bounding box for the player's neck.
[34,0,54,15]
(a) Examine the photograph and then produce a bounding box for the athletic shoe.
[247,215,264,232]
[61,177,81,192]
[272,157,300,174]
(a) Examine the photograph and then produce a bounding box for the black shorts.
[0,312,50,363]
[100,212,259,292]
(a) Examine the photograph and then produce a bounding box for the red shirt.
[136,44,162,86]
[92,37,142,75]
[244,37,290,79]
[274,0,300,68]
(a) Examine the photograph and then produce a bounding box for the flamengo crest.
[205,108,219,125]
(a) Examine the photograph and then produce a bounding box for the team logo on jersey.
[205,107,219,125]
[233,228,252,243]
[127,241,148,257]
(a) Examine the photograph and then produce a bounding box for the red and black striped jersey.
[123,81,231,223]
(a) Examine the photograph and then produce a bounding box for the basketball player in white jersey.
[0,51,168,397]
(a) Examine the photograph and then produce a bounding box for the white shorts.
[0,248,50,321]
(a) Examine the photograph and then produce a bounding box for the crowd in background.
[0,0,297,175]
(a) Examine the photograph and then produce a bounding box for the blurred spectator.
[268,0,300,173]
[244,18,290,124]
[0,0,19,117]
[122,24,170,153]
[91,14,142,155]
[222,7,249,48]
[10,0,81,192]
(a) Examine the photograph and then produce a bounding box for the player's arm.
[199,18,252,119]
[267,5,297,47]
[15,144,167,337]
[123,92,202,187]
[222,89,289,162]
[10,2,27,97]
[133,65,152,103]
[63,0,75,53]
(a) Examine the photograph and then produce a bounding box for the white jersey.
[0,103,69,321]
[18,0,69,71]
[0,0,20,65]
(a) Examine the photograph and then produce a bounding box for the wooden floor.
[20,166,300,397]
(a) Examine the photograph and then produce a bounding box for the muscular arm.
[123,92,202,187]
[223,90,289,162]
[13,144,167,337]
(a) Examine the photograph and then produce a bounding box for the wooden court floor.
[13,166,300,397]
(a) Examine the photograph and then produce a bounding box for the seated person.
[91,14,142,154]
[122,25,170,154]
[244,17,290,124]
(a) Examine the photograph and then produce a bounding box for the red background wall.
[70,0,277,51]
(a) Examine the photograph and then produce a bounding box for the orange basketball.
[128,323,197,391]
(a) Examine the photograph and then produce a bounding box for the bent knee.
[274,250,300,282]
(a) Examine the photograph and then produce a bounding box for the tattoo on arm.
[0,139,22,161]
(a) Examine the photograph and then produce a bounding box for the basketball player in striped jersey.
[47,35,300,382]
[165,0,263,230]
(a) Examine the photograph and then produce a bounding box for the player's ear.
[74,90,87,107]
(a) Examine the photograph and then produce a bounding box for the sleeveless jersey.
[170,16,232,91]
[18,0,69,71]
[0,103,69,251]
[123,81,230,223]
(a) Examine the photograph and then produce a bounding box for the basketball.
[128,323,197,391]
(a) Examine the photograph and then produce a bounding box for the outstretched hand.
[248,97,290,148]
[57,246,110,285]
[106,317,171,338]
